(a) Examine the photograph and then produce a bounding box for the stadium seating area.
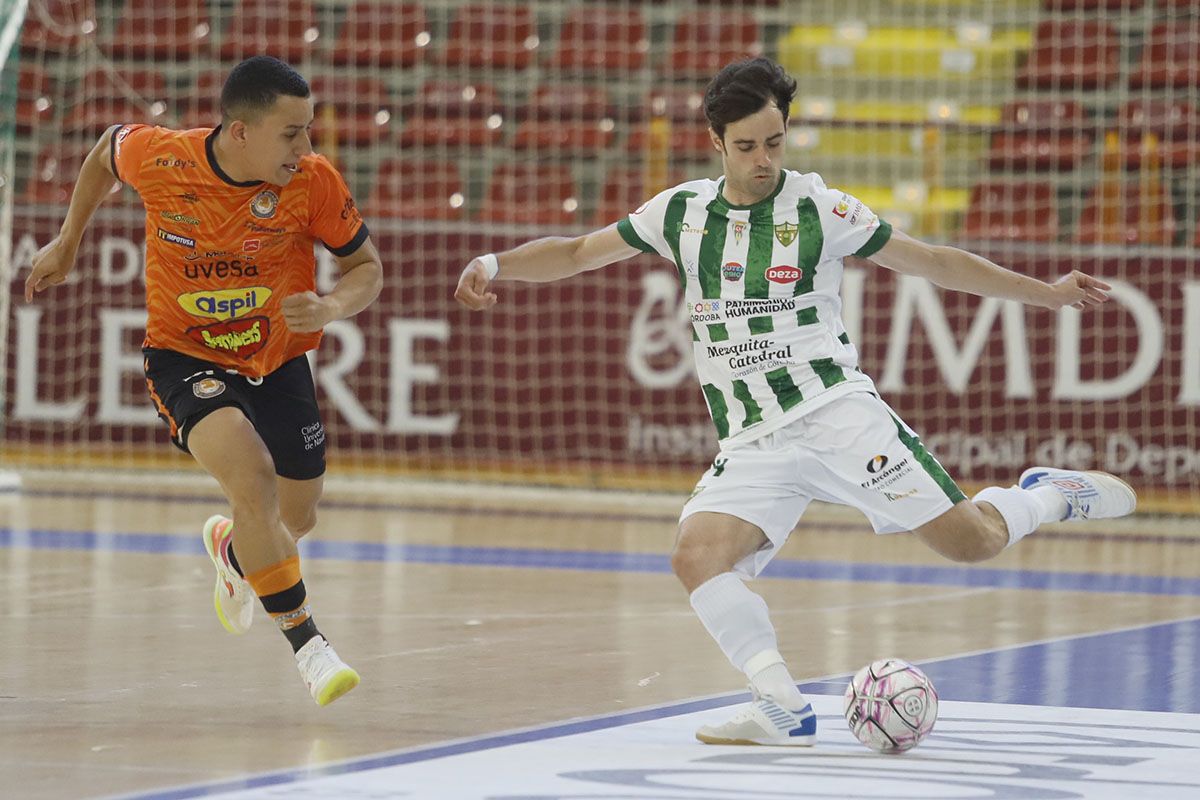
[12,0,1200,244]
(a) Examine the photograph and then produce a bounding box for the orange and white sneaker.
[201,515,254,635]
[295,636,360,706]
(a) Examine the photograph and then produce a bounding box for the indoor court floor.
[1,470,1198,799]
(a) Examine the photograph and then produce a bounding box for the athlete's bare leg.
[277,474,323,540]
[188,406,295,573]
[911,500,1009,563]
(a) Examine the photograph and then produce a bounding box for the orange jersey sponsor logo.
[187,317,270,359]
[177,287,272,320]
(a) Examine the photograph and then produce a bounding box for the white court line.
[109,695,1200,800]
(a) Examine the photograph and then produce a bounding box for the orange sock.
[246,556,321,652]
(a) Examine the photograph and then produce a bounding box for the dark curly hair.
[704,57,797,140]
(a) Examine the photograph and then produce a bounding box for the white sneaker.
[696,688,817,746]
[295,636,360,707]
[1019,468,1137,521]
[201,515,254,635]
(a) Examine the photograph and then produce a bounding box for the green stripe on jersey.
[838,332,851,345]
[744,212,775,299]
[765,368,803,412]
[890,412,967,503]
[698,201,729,298]
[708,323,729,342]
[809,358,847,389]
[662,191,697,288]
[793,197,824,295]
[748,317,773,335]
[616,218,656,254]
[797,307,819,326]
[732,380,763,427]
[854,219,893,259]
[702,384,731,439]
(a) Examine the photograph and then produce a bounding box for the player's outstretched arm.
[868,228,1111,311]
[454,224,639,311]
[24,126,121,302]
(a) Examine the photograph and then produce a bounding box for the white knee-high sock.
[689,573,807,710]
[974,485,1068,547]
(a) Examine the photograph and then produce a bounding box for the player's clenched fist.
[24,235,78,302]
[454,258,498,311]
[281,290,335,332]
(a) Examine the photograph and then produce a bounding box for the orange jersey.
[111,124,368,377]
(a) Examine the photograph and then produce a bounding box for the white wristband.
[477,253,499,280]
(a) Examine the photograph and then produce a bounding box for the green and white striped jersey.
[616,169,892,445]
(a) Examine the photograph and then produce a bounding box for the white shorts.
[679,391,966,578]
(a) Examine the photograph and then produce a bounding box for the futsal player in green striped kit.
[454,57,1136,746]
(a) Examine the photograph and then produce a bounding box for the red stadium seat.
[1075,182,1177,246]
[513,85,617,155]
[1130,21,1200,91]
[1116,100,1200,169]
[22,144,95,205]
[309,76,395,147]
[367,159,465,220]
[219,0,321,63]
[15,66,55,134]
[1016,21,1120,90]
[961,182,1060,242]
[63,69,170,136]
[102,0,211,60]
[591,166,685,226]
[1042,0,1143,8]
[547,8,648,74]
[669,11,761,78]
[625,87,715,162]
[987,101,1093,171]
[330,1,429,68]
[397,81,507,149]
[440,5,539,70]
[480,164,579,226]
[178,72,225,131]
[19,0,96,56]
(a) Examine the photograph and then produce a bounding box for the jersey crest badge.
[774,221,797,247]
[250,190,279,219]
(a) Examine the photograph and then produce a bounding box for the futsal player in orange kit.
[24,56,383,706]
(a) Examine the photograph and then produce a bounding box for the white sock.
[744,649,808,710]
[974,484,1066,547]
[689,572,780,674]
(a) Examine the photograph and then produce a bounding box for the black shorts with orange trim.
[143,347,326,480]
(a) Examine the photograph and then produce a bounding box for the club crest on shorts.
[192,377,226,399]
[250,190,279,219]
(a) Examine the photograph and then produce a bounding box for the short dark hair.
[220,56,310,123]
[704,57,797,140]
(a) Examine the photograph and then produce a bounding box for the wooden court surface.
[1,469,1197,799]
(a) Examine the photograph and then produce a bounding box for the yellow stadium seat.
[779,24,1032,81]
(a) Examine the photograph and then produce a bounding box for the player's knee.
[283,506,318,539]
[671,533,729,590]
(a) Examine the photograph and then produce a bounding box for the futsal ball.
[843,658,938,753]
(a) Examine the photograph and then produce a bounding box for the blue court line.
[20,487,1200,546]
[4,526,1200,597]
[111,615,1200,800]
